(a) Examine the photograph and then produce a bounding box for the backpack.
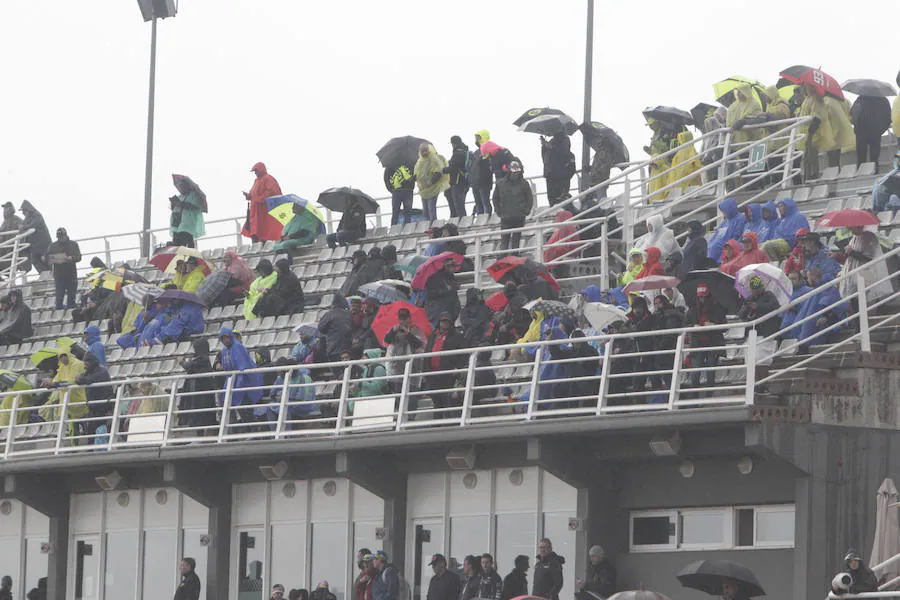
[565,151,577,179]
[464,151,475,175]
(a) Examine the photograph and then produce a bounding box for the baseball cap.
[374,550,388,561]
[696,284,710,297]
[509,161,523,173]
[428,553,446,566]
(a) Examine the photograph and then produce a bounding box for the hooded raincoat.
[759,200,780,243]
[0,373,33,427]
[242,163,284,241]
[617,249,645,286]
[800,94,837,152]
[727,84,764,144]
[795,273,848,346]
[83,325,107,367]
[635,214,681,261]
[636,247,666,279]
[828,97,856,153]
[720,232,768,276]
[669,130,703,190]
[158,302,205,343]
[224,250,254,293]
[679,221,708,278]
[170,187,206,241]
[173,266,207,293]
[414,144,450,200]
[242,268,279,320]
[742,204,767,240]
[771,198,809,247]
[707,198,747,262]
[318,294,354,360]
[543,210,580,267]
[19,200,51,267]
[275,213,319,253]
[39,350,88,423]
[217,328,264,407]
[0,291,33,343]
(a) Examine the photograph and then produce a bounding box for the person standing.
[445,136,471,217]
[415,143,450,222]
[470,130,494,215]
[422,313,468,415]
[500,555,529,600]
[385,164,416,225]
[355,549,376,600]
[459,555,483,600]
[170,175,207,247]
[492,161,533,251]
[426,554,460,600]
[479,554,503,600]
[45,227,81,310]
[532,538,564,600]
[242,162,283,242]
[19,200,52,273]
[576,546,616,600]
[541,133,575,205]
[851,95,892,168]
[173,557,201,600]
[372,551,399,600]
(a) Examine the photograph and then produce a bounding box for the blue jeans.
[472,183,492,215]
[391,189,413,225]
[422,196,438,222]
[326,230,363,249]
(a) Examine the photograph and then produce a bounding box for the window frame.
[678,507,733,551]
[629,510,678,552]
[752,504,796,549]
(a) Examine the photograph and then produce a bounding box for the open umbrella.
[533,299,579,323]
[583,302,627,330]
[679,269,740,313]
[690,102,721,129]
[623,275,680,294]
[377,136,430,171]
[735,263,792,307]
[149,246,213,275]
[30,346,62,368]
[518,113,579,136]
[579,122,629,162]
[195,270,232,306]
[157,289,206,306]
[358,281,410,304]
[370,301,433,345]
[172,174,208,212]
[411,251,464,290]
[0,370,33,426]
[713,76,767,108]
[608,591,672,600]
[677,559,765,597]
[486,291,509,311]
[487,256,560,291]
[842,79,897,98]
[397,255,427,276]
[642,106,694,127]
[293,323,320,337]
[871,478,900,582]
[513,107,568,127]
[778,65,844,100]
[816,209,881,229]
[266,194,327,234]
[122,282,164,305]
[317,187,379,214]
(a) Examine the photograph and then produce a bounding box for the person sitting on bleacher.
[720,232,768,277]
[215,327,264,425]
[177,339,220,433]
[678,220,709,278]
[326,197,367,249]
[82,325,107,367]
[707,198,747,264]
[742,204,767,242]
[0,202,23,274]
[222,250,254,298]
[155,299,205,344]
[424,257,462,326]
[341,250,371,297]
[254,259,304,318]
[838,225,895,309]
[872,151,900,213]
[0,290,33,345]
[173,257,207,293]
[38,347,88,434]
[74,351,113,443]
[242,259,278,320]
[116,295,159,349]
[274,201,320,258]
[761,198,810,262]
[758,201,780,243]
[791,266,849,352]
[381,245,403,281]
[795,232,841,282]
[319,294,354,364]
[780,271,812,340]
[137,298,177,347]
[73,258,114,323]
[738,276,781,369]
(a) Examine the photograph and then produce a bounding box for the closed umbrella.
[871,478,900,582]
[842,79,897,98]
[317,187,379,214]
[735,263,792,307]
[677,559,765,597]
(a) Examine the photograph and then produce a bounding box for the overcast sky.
[1,0,896,246]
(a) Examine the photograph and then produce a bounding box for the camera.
[832,573,853,594]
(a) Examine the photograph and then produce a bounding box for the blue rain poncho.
[217,327,264,407]
[770,198,809,248]
[742,204,767,240]
[707,197,748,262]
[83,325,107,366]
[758,200,781,243]
[158,302,205,343]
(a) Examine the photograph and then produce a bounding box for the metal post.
[217,375,235,442]
[622,178,634,250]
[474,237,482,288]
[161,381,178,447]
[459,352,478,427]
[580,0,595,190]
[783,125,798,188]
[596,339,613,415]
[525,347,543,420]
[4,394,20,458]
[744,329,758,402]
[667,333,686,409]
[600,220,609,292]
[716,132,732,199]
[274,370,291,437]
[857,274,872,353]
[141,17,159,258]
[53,389,72,454]
[335,362,352,433]
[109,383,126,449]
[395,359,413,431]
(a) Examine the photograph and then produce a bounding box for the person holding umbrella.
[850,91,892,168]
[326,197,368,249]
[424,256,461,326]
[492,161,534,251]
[384,163,416,226]
[415,143,450,222]
[169,175,207,248]
[541,133,576,205]
[242,162,283,242]
[274,202,322,257]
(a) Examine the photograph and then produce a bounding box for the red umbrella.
[778,65,844,100]
[370,301,433,345]
[623,275,681,293]
[487,256,560,291]
[816,209,881,229]
[410,251,464,289]
[149,246,214,275]
[486,291,508,311]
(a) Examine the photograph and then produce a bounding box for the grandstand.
[1,119,900,600]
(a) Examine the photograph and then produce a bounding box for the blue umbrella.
[266,194,327,234]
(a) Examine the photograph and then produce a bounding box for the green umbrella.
[30,346,62,368]
[397,255,427,275]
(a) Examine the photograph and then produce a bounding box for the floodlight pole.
[581,0,594,190]
[141,17,158,258]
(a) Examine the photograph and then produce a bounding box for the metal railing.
[0,228,34,291]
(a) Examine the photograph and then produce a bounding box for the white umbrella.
[735,263,792,307]
[871,478,900,582]
[583,302,628,331]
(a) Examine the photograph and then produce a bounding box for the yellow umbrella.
[0,370,33,426]
[30,346,62,367]
[713,76,767,109]
[266,194,327,228]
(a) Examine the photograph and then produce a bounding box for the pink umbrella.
[411,251,464,289]
[623,275,681,293]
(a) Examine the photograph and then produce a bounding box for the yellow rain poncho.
[669,131,703,191]
[120,300,143,334]
[763,86,792,151]
[242,270,278,320]
[0,371,33,426]
[173,266,207,293]
[726,84,763,145]
[517,311,545,345]
[39,350,88,423]
[646,119,674,203]
[799,93,836,152]
[414,143,450,199]
[123,382,168,416]
[617,249,645,286]
[828,97,855,153]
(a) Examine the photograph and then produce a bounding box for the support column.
[47,510,69,600]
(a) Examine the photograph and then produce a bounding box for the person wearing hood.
[851,94,892,167]
[215,327,264,424]
[424,257,462,326]
[342,250,375,297]
[644,118,677,203]
[872,151,900,213]
[556,329,600,406]
[255,258,304,317]
[158,300,205,344]
[650,294,685,390]
[0,202,23,273]
[173,256,207,293]
[384,307,425,393]
[219,250,254,304]
[636,246,666,279]
[761,197,810,261]
[532,539,564,600]
[242,162,283,242]
[669,130,703,191]
[82,325,107,367]
[243,259,279,320]
[415,143,451,222]
[169,175,207,247]
[796,232,841,281]
[664,253,682,277]
[0,290,33,345]
[699,106,728,173]
[718,239,741,270]
[799,86,838,180]
[501,555,529,600]
[834,550,878,594]
[422,313,468,415]
[780,270,812,340]
[480,140,516,183]
[348,348,388,411]
[328,197,368,250]
[686,284,727,388]
[758,200,780,243]
[178,339,220,433]
[625,294,655,393]
[727,84,764,145]
[707,198,747,263]
[444,136,471,217]
[19,200,52,273]
[319,294,354,362]
[45,227,82,310]
[679,220,708,278]
[380,245,403,280]
[469,130,494,215]
[460,288,492,346]
[39,348,89,433]
[635,214,681,262]
[738,277,781,370]
[384,162,416,226]
[543,209,580,276]
[742,204,767,240]
[541,133,575,204]
[616,249,644,287]
[493,161,534,251]
[793,265,849,350]
[720,232,768,277]
[266,362,318,426]
[75,351,113,440]
[275,202,320,256]
[829,95,856,166]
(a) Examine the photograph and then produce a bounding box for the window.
[630,505,794,552]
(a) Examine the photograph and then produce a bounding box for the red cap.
[696,284,710,297]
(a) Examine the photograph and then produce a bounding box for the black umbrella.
[678,269,740,314]
[842,78,897,97]
[579,122,630,163]
[513,107,568,127]
[518,113,579,136]
[677,560,765,598]
[172,174,208,212]
[690,103,720,129]
[196,270,232,306]
[317,187,379,214]
[642,106,694,127]
[377,136,430,171]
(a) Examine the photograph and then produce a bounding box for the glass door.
[412,520,444,600]
[73,536,101,600]
[236,528,265,600]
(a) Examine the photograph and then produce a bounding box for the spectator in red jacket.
[636,246,666,279]
[720,232,768,276]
